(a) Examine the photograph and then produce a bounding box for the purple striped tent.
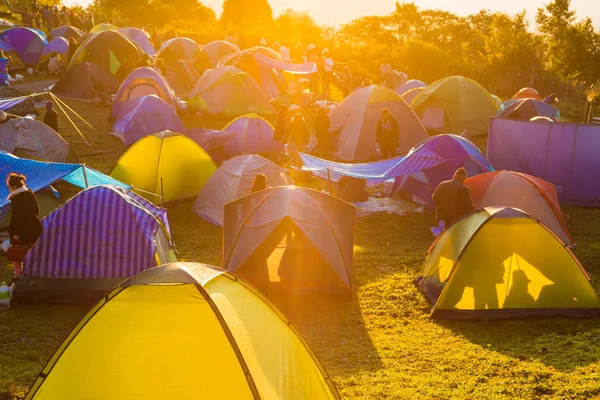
[41,37,69,57]
[16,185,176,304]
[0,27,47,66]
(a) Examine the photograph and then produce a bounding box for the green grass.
[2,87,600,399]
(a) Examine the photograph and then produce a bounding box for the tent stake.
[327,168,333,195]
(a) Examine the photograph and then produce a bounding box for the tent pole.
[327,168,333,195]
[160,177,164,206]
[82,164,89,188]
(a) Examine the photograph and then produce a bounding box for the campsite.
[0,0,600,398]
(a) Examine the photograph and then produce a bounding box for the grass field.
[2,82,600,399]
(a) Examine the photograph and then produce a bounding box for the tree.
[221,0,273,27]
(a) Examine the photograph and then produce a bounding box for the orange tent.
[465,170,572,245]
[512,87,542,101]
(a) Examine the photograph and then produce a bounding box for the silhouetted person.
[432,167,474,228]
[376,108,399,159]
[67,37,79,64]
[504,269,536,309]
[43,101,59,132]
[273,105,289,144]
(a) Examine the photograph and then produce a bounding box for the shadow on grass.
[443,318,600,372]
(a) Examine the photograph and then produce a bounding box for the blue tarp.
[300,153,405,184]
[0,151,128,214]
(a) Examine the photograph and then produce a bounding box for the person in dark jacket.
[314,107,331,157]
[67,37,79,64]
[6,173,43,277]
[432,167,474,228]
[43,101,59,132]
[273,105,289,144]
[376,108,400,159]
[288,113,309,157]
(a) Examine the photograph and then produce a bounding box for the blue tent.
[0,151,127,218]
[110,95,184,146]
[498,98,560,121]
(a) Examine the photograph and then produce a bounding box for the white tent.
[0,117,71,162]
[193,154,288,226]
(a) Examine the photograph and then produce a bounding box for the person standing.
[67,37,79,64]
[16,7,33,28]
[31,0,40,28]
[432,168,475,228]
[288,113,309,156]
[43,101,59,132]
[322,49,334,94]
[314,108,331,158]
[279,42,290,63]
[42,6,52,31]
[376,108,399,159]
[152,30,162,51]
[273,105,289,144]
[342,66,353,98]
[6,173,43,278]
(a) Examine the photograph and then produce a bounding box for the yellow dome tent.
[110,131,216,204]
[24,263,340,399]
[419,207,600,320]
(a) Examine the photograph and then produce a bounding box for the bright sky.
[64,0,600,27]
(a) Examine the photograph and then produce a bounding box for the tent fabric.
[411,76,498,137]
[48,25,83,41]
[193,154,288,226]
[0,38,15,53]
[328,85,428,162]
[25,262,340,400]
[188,66,276,116]
[90,23,118,33]
[203,40,240,67]
[220,50,287,99]
[112,67,175,119]
[52,61,120,100]
[487,118,600,207]
[0,27,47,66]
[465,171,572,245]
[0,117,70,162]
[497,98,559,121]
[0,151,128,217]
[68,30,143,80]
[110,131,217,204]
[419,207,599,320]
[389,135,493,207]
[222,114,282,157]
[110,95,184,145]
[401,87,423,106]
[396,79,426,96]
[224,50,317,74]
[16,185,175,304]
[513,87,542,101]
[39,37,69,65]
[0,93,37,116]
[165,59,202,93]
[157,37,201,66]
[223,186,355,292]
[118,27,156,56]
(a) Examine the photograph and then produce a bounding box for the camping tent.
[24,262,340,399]
[90,23,118,33]
[488,118,600,207]
[0,39,24,70]
[396,79,426,96]
[110,95,184,145]
[203,40,240,67]
[52,61,120,100]
[15,186,176,304]
[411,76,498,136]
[0,27,47,66]
[328,85,428,162]
[156,37,201,66]
[112,67,176,119]
[401,87,423,105]
[465,171,572,245]
[48,25,83,41]
[118,27,156,55]
[388,134,493,207]
[0,87,37,116]
[38,37,69,66]
[223,186,355,294]
[418,207,600,319]
[111,131,216,204]
[513,87,542,101]
[165,59,203,93]
[193,154,288,226]
[188,67,276,116]
[68,30,143,80]
[497,98,559,121]
[0,117,72,162]
[222,114,282,158]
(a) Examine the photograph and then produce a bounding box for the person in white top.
[322,48,334,94]
[279,42,291,63]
